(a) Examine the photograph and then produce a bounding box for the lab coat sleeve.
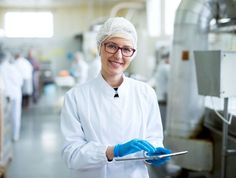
[145,87,164,148]
[60,89,108,170]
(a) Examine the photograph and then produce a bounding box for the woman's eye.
[123,48,132,52]
[107,44,117,49]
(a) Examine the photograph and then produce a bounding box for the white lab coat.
[76,58,89,85]
[0,75,4,91]
[155,61,170,102]
[87,56,101,80]
[0,61,23,140]
[61,73,164,178]
[0,61,23,99]
[14,57,33,95]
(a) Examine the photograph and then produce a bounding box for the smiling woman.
[60,17,171,178]
[4,11,53,38]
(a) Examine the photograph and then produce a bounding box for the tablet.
[114,150,188,162]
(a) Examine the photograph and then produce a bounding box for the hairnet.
[96,17,137,50]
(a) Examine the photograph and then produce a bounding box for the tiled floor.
[6,84,70,178]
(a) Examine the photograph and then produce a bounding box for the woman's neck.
[101,72,123,88]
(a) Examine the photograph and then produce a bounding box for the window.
[164,0,181,35]
[146,0,161,37]
[4,12,53,38]
[146,0,181,37]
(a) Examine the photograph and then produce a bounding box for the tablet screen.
[114,150,188,162]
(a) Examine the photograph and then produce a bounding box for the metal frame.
[221,98,236,178]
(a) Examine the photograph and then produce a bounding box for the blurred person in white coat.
[155,52,170,104]
[0,52,23,141]
[14,52,33,109]
[27,49,41,103]
[61,17,171,178]
[70,51,89,85]
[87,48,101,80]
[149,52,170,104]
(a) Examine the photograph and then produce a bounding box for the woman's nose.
[114,49,123,59]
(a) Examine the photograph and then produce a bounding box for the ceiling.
[0,0,145,7]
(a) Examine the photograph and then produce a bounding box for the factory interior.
[0,0,236,178]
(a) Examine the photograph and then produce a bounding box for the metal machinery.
[194,50,236,178]
[165,0,236,178]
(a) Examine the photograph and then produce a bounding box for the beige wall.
[0,4,112,35]
[52,5,112,38]
[0,5,112,74]
[0,3,171,79]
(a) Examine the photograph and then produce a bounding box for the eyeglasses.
[103,42,136,57]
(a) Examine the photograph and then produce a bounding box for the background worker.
[27,49,41,104]
[0,51,23,141]
[70,51,89,85]
[14,52,33,109]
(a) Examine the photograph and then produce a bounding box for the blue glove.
[146,147,172,166]
[114,139,156,157]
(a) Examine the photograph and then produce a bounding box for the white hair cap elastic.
[96,17,137,50]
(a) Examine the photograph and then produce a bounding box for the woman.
[61,17,171,178]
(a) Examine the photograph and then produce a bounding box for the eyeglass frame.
[102,42,136,57]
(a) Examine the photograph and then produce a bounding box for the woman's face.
[100,37,135,79]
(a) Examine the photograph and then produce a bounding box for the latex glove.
[146,147,172,166]
[114,139,156,157]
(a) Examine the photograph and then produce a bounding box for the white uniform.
[0,61,23,140]
[61,73,164,178]
[87,56,101,80]
[76,58,89,84]
[14,57,33,95]
[155,61,170,102]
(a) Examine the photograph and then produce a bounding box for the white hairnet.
[96,17,137,50]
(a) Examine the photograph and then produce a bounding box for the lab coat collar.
[96,73,128,98]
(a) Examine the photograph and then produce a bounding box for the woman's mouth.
[110,60,123,68]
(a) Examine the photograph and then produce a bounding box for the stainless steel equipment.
[165,0,236,178]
